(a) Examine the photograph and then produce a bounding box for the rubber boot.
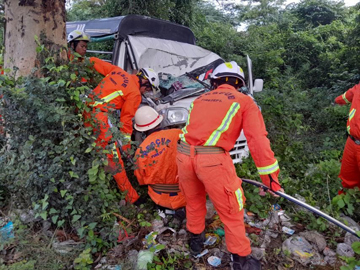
[231,253,261,270]
[189,231,205,256]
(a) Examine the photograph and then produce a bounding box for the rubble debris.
[336,243,355,257]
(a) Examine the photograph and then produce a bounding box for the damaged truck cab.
[66,15,263,164]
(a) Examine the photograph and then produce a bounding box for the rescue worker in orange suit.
[86,57,160,204]
[67,30,90,60]
[176,61,283,270]
[67,30,91,84]
[133,106,186,210]
[334,82,360,192]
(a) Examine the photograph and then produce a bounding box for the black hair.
[70,40,79,51]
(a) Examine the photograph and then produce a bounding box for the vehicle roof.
[66,14,196,45]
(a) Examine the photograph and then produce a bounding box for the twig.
[47,227,58,249]
[326,175,333,215]
[112,212,131,224]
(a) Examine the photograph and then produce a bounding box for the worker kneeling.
[133,106,186,211]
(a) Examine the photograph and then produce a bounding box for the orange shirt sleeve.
[242,98,281,191]
[119,91,141,150]
[89,57,119,76]
[335,83,359,105]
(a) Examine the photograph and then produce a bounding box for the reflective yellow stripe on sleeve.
[235,188,243,211]
[180,102,194,143]
[91,90,124,107]
[342,93,350,104]
[204,102,240,146]
[349,108,356,121]
[111,143,119,159]
[257,160,279,175]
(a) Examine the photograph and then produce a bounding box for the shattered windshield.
[157,59,223,104]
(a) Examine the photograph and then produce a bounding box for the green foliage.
[0,260,35,270]
[74,248,93,270]
[148,250,192,270]
[332,188,360,219]
[0,44,133,254]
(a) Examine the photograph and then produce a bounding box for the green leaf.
[69,171,79,178]
[72,215,81,223]
[77,227,85,238]
[88,222,97,230]
[60,190,67,197]
[42,201,49,210]
[52,215,59,224]
[57,219,65,227]
[337,199,345,208]
[351,242,360,254]
[85,147,93,153]
[40,212,48,220]
[49,208,58,214]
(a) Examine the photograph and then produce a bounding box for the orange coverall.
[335,83,360,190]
[177,84,281,256]
[86,57,141,203]
[134,129,186,210]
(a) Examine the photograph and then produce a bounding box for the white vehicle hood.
[128,36,222,77]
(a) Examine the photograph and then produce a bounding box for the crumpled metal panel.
[128,36,222,77]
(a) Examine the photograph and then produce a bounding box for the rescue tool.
[241,178,360,238]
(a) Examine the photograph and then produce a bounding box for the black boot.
[189,231,205,255]
[231,253,261,270]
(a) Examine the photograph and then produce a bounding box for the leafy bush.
[0,48,136,253]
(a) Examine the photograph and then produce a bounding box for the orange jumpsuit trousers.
[176,148,250,256]
[86,110,140,203]
[339,137,360,189]
[335,82,360,190]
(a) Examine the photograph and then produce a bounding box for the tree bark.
[4,0,67,77]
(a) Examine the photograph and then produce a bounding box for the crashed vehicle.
[66,15,264,164]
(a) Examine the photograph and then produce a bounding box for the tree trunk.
[4,0,67,77]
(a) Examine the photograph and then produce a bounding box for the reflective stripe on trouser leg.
[176,152,207,234]
[339,137,360,189]
[195,152,251,256]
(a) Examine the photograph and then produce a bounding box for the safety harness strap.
[177,140,225,156]
[150,184,181,193]
[349,134,360,145]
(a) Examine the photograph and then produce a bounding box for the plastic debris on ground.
[136,250,154,270]
[206,200,216,220]
[194,249,209,258]
[214,228,225,237]
[282,226,295,235]
[282,236,322,266]
[299,231,326,252]
[204,233,220,247]
[245,223,262,235]
[143,231,159,250]
[336,243,355,257]
[207,255,221,267]
[0,221,14,242]
[272,204,281,211]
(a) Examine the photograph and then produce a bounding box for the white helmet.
[138,68,160,93]
[67,30,90,43]
[210,61,245,86]
[134,106,163,132]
